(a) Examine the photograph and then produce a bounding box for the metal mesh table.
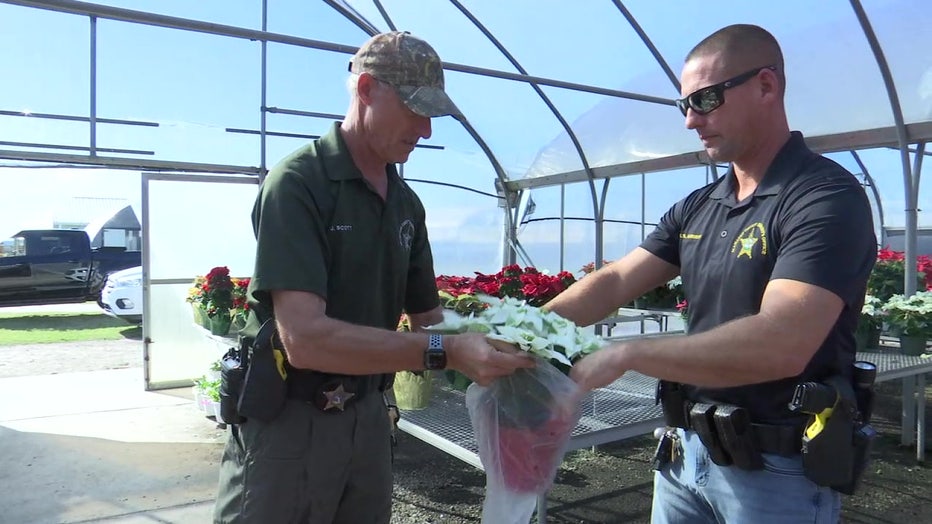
[858,349,932,460]
[399,351,932,467]
[860,350,932,382]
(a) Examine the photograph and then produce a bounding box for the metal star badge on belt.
[322,383,355,411]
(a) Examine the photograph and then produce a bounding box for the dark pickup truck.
[0,229,141,307]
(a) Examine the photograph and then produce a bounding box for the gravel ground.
[2,322,930,523]
[0,337,141,378]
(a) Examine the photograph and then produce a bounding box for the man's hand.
[569,344,626,391]
[446,332,535,386]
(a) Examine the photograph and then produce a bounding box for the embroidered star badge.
[737,235,759,259]
[322,384,355,411]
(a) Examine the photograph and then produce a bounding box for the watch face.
[425,349,447,370]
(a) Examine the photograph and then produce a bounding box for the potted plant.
[855,294,884,351]
[881,291,932,355]
[429,296,600,507]
[194,376,219,413]
[189,266,234,336]
[231,277,251,332]
[433,266,578,391]
[186,275,210,328]
[206,359,222,381]
[868,247,930,303]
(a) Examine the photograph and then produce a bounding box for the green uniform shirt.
[246,122,439,334]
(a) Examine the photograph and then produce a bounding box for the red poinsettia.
[436,265,576,309]
[869,247,931,301]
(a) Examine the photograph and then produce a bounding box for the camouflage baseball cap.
[349,31,461,118]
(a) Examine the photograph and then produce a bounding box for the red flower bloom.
[476,280,500,296]
[877,247,904,262]
[435,266,577,310]
[869,247,930,301]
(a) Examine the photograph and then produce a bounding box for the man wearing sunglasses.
[548,24,875,523]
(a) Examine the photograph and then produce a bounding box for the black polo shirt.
[246,122,439,334]
[641,132,877,424]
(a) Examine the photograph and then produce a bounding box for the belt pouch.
[237,320,287,422]
[712,405,763,470]
[657,380,689,427]
[801,402,856,488]
[219,347,247,424]
[688,402,732,466]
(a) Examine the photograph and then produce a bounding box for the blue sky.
[1,1,929,276]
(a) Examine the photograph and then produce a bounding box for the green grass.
[0,313,141,345]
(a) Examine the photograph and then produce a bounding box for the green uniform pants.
[213,392,392,523]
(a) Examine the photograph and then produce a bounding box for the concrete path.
[0,368,225,523]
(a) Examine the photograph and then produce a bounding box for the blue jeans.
[651,429,840,524]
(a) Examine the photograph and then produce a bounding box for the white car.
[98,266,143,324]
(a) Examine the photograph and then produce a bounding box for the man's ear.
[758,68,780,100]
[356,73,378,105]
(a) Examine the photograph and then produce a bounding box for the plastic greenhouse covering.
[0,0,929,388]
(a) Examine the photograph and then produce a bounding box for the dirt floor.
[2,332,930,523]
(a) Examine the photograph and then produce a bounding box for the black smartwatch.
[424,333,447,370]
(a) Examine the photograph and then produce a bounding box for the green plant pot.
[231,315,247,333]
[209,314,232,336]
[192,304,209,328]
[899,335,928,356]
[393,371,432,410]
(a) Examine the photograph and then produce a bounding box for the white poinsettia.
[428,295,606,370]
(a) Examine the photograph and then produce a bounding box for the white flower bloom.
[428,296,607,367]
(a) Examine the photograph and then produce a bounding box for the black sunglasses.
[675,65,777,117]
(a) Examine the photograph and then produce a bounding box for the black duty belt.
[656,380,804,459]
[678,402,805,458]
[748,422,804,456]
[285,371,392,413]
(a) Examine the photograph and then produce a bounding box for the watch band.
[424,333,447,370]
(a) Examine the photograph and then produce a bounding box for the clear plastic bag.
[466,359,582,524]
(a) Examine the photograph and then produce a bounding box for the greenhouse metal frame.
[1,0,929,389]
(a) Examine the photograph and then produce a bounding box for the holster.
[236,318,288,423]
[218,345,247,424]
[799,375,876,493]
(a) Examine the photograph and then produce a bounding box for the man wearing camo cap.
[212,31,532,523]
